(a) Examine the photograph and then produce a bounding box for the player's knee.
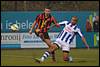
[44,39,52,47]
[52,45,57,49]
[49,45,56,52]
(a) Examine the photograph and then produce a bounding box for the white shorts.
[54,39,70,51]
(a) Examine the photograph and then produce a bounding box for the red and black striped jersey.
[35,13,58,32]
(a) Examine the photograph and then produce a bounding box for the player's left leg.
[34,43,58,63]
[43,39,56,61]
[39,32,52,47]
[38,32,56,62]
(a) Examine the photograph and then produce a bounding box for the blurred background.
[1,1,99,11]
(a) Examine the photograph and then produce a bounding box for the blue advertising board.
[1,11,99,48]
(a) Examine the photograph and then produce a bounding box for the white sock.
[40,51,50,62]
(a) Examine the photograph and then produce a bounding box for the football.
[10,24,19,31]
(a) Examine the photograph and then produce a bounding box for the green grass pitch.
[1,48,99,66]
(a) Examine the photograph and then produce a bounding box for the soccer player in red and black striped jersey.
[29,7,60,62]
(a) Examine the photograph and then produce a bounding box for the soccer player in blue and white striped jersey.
[34,16,89,63]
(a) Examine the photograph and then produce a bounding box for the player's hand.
[56,23,60,27]
[86,44,89,50]
[29,30,32,35]
[36,29,41,33]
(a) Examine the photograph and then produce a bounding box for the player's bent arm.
[29,20,37,34]
[30,20,37,31]
[49,21,68,29]
[51,16,60,27]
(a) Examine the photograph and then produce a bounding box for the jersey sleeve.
[76,28,83,37]
[59,21,69,25]
[35,14,40,23]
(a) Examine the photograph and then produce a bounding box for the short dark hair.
[72,16,78,18]
[45,6,51,9]
[72,16,78,21]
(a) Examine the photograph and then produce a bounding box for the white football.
[10,24,19,31]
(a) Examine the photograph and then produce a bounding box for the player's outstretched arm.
[52,16,60,27]
[81,36,89,49]
[48,20,69,30]
[47,23,60,31]
[29,20,37,34]
[77,28,89,49]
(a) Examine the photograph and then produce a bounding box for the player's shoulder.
[36,13,44,19]
[59,20,70,25]
[38,13,43,17]
[64,21,71,25]
[75,25,81,31]
[36,14,41,18]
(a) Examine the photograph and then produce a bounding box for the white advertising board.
[1,33,76,48]
[1,33,20,44]
[20,33,76,48]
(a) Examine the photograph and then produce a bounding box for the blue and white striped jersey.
[57,21,83,44]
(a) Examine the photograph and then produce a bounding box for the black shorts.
[35,31,50,39]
